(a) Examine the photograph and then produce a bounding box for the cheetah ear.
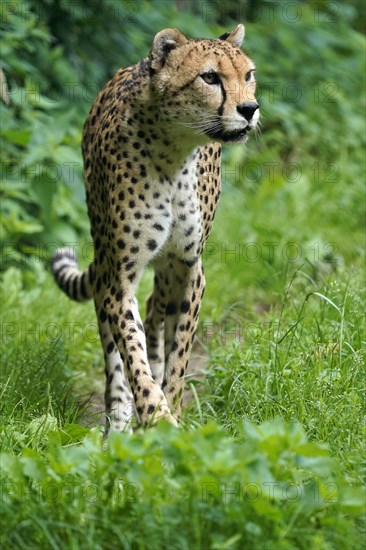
[219,24,245,48]
[150,28,187,70]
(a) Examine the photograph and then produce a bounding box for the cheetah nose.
[237,102,259,122]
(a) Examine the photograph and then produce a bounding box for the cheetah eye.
[245,70,254,83]
[201,71,221,85]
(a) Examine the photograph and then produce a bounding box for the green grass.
[197,267,365,483]
[1,188,365,548]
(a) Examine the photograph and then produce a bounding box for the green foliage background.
[0,1,365,548]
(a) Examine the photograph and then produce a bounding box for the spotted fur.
[52,24,259,432]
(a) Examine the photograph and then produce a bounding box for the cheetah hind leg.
[144,271,170,386]
[95,301,136,434]
[163,260,206,418]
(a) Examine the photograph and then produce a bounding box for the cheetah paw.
[142,402,178,427]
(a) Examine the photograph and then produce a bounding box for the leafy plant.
[1,420,364,549]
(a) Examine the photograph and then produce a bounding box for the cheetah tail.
[51,247,94,302]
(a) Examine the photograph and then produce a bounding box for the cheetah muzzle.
[52,24,259,433]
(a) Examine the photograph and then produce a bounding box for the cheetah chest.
[160,167,202,263]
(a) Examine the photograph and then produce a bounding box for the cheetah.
[52,24,259,432]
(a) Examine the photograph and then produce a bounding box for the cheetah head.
[149,24,259,144]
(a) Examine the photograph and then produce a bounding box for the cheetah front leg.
[95,300,135,433]
[163,259,206,418]
[93,269,135,433]
[103,272,177,428]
